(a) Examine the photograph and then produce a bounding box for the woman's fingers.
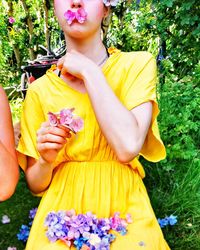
[36,121,72,153]
[37,142,64,152]
[37,133,67,144]
[37,125,70,138]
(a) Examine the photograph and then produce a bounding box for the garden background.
[0,0,199,249]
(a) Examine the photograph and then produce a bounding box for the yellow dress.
[17,49,170,250]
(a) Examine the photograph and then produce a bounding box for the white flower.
[103,0,119,7]
[88,233,101,246]
[2,215,10,224]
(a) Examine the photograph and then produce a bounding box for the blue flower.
[158,215,178,228]
[158,218,168,228]
[17,225,30,242]
[167,215,177,226]
[74,237,88,249]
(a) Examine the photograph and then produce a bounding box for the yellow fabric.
[17,50,169,250]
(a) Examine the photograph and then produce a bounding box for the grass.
[143,157,200,249]
[0,171,40,250]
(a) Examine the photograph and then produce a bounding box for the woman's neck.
[64,32,107,65]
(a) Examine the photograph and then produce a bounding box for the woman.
[17,0,170,249]
[0,86,19,201]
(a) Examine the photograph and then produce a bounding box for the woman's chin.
[64,25,90,39]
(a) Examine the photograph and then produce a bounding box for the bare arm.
[58,51,153,163]
[0,86,19,201]
[83,67,152,162]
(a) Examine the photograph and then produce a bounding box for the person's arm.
[58,51,153,163]
[0,86,19,201]
[82,68,152,163]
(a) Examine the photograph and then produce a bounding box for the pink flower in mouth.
[75,8,87,24]
[64,10,76,25]
[69,117,84,133]
[64,8,87,25]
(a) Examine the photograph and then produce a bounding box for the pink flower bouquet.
[48,108,84,134]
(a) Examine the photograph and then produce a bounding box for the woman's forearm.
[83,67,145,162]
[0,141,19,201]
[25,157,54,194]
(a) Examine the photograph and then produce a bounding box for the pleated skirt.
[25,161,170,250]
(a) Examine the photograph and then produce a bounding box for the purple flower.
[44,210,132,250]
[46,224,67,242]
[8,17,15,24]
[103,0,119,7]
[69,214,90,237]
[45,211,69,242]
[29,208,38,220]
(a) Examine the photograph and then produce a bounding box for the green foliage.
[0,0,60,89]
[138,0,200,79]
[10,97,23,123]
[107,1,159,54]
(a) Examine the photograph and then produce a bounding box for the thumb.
[57,56,65,70]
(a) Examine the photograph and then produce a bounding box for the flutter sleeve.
[17,88,45,171]
[121,52,166,162]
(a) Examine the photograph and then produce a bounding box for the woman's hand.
[57,50,96,79]
[36,121,71,164]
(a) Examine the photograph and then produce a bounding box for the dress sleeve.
[121,52,166,162]
[17,88,45,171]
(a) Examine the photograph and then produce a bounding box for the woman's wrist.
[82,65,105,87]
[38,157,53,170]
